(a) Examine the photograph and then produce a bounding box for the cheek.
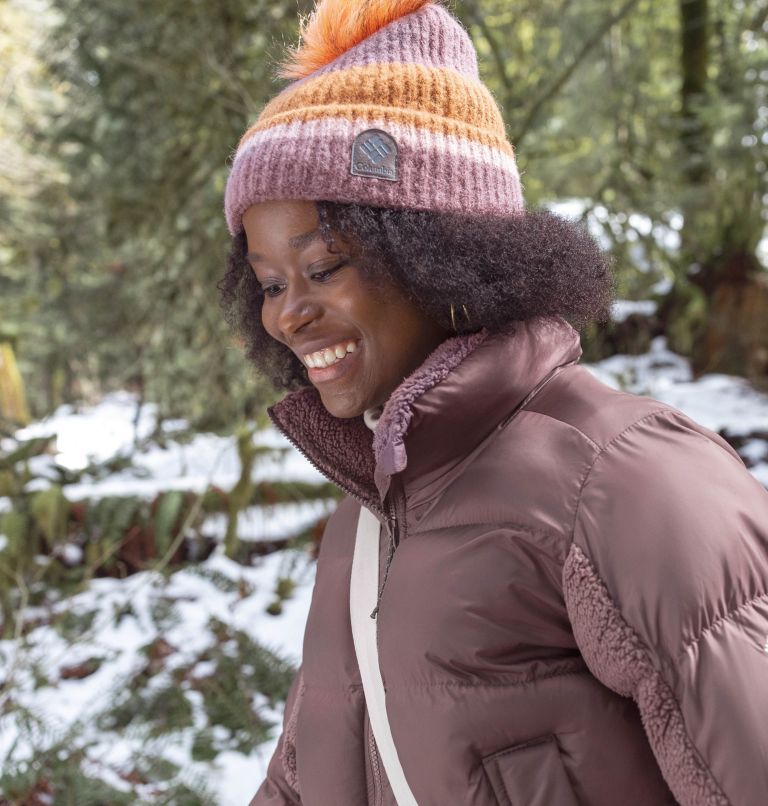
[260,300,280,341]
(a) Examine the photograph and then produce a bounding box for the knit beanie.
[223,0,524,237]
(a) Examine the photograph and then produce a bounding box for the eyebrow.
[246,228,323,263]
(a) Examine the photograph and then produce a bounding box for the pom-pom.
[277,0,436,80]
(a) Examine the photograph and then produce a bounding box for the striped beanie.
[223,0,524,237]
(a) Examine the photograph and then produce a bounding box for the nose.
[276,282,321,338]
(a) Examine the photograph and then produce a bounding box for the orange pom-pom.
[277,0,436,80]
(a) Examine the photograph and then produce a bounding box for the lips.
[296,337,361,368]
[306,340,362,384]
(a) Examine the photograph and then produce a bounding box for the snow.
[0,548,315,805]
[1,339,767,804]
[588,336,768,437]
[15,391,159,471]
[610,299,658,323]
[545,198,684,258]
[201,498,335,544]
[2,393,325,804]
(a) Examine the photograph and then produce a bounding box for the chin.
[319,394,365,420]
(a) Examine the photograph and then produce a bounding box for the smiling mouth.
[306,341,361,384]
[302,339,360,369]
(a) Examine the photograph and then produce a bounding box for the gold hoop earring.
[450,303,471,332]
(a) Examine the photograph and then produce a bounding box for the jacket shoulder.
[563,367,768,664]
[525,363,737,458]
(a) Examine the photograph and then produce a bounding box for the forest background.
[0,0,767,803]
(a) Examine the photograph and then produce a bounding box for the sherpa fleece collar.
[267,315,582,514]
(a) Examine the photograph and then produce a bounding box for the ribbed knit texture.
[223,0,524,236]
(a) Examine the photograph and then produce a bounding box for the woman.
[220,1,768,804]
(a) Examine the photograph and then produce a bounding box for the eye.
[261,283,285,298]
[311,261,347,282]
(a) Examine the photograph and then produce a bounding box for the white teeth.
[304,340,359,369]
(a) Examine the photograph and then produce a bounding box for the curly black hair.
[217,202,617,392]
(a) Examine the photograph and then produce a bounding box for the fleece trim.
[268,316,582,517]
[280,670,305,795]
[268,386,380,510]
[267,327,491,508]
[372,328,490,475]
[562,543,729,806]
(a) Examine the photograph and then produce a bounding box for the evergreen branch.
[512,0,643,147]
[13,441,231,683]
[464,1,512,94]
[0,570,29,710]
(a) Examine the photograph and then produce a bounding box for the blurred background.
[1,0,766,803]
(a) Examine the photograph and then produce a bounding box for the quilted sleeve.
[249,667,304,805]
[563,408,768,806]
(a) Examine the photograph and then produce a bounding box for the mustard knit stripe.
[245,63,506,139]
[238,103,515,157]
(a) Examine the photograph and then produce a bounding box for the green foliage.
[2,591,296,801]
[95,615,295,763]
[454,0,768,370]
[153,489,186,559]
[51,606,98,641]
[0,469,311,800]
[195,617,295,742]
[0,417,334,641]
[1,0,766,420]
[84,495,140,561]
[0,730,218,805]
[2,0,306,424]
[101,678,195,735]
[266,575,296,616]
[0,756,135,806]
[29,485,69,547]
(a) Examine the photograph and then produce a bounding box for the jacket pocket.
[482,734,578,806]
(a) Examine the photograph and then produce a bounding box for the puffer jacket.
[251,315,768,806]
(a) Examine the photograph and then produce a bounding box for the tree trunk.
[680,0,709,187]
[663,0,768,383]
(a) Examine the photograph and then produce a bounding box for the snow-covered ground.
[1,337,766,804]
[2,394,329,804]
[0,551,315,802]
[587,336,768,486]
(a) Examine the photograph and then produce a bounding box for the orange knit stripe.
[237,103,515,157]
[255,63,506,137]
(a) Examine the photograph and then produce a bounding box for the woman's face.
[242,200,451,419]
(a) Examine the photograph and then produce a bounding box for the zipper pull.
[386,509,399,548]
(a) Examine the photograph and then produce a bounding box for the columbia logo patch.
[350,129,398,181]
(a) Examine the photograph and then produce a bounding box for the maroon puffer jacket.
[252,315,768,806]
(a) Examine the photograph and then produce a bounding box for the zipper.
[272,412,393,804]
[267,409,387,520]
[370,477,403,620]
[366,709,383,806]
[268,408,403,619]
